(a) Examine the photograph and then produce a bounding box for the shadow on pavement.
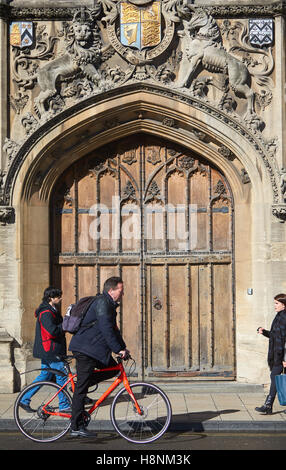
[169,409,240,431]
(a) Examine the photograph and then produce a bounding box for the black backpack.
[62,295,99,334]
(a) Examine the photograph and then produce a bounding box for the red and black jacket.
[33,302,66,360]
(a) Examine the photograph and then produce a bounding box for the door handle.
[153,297,162,310]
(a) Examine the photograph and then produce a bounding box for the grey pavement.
[1,381,286,433]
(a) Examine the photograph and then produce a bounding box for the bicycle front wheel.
[14,381,72,443]
[111,382,172,444]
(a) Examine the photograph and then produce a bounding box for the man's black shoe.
[19,402,36,413]
[70,427,97,438]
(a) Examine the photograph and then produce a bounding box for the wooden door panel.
[146,264,167,370]
[190,265,200,370]
[167,173,187,252]
[120,264,141,372]
[78,213,98,253]
[212,263,234,368]
[198,264,212,369]
[98,265,120,291]
[169,264,188,369]
[189,172,209,251]
[60,265,75,312]
[78,265,97,297]
[212,201,231,251]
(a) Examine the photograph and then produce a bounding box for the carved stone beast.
[177,9,273,115]
[34,17,102,116]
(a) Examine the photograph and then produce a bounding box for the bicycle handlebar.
[117,352,132,362]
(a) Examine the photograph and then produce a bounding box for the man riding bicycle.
[69,276,129,438]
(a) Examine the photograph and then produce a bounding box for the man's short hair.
[103,277,123,293]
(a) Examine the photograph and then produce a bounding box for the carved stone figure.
[176,9,273,115]
[0,207,15,225]
[21,113,39,136]
[3,138,20,167]
[34,10,102,116]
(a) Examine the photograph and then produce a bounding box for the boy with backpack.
[19,287,71,413]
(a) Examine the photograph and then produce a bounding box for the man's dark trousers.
[71,352,118,430]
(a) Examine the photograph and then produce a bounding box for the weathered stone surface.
[0,0,285,389]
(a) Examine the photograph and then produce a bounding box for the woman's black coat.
[263,309,286,369]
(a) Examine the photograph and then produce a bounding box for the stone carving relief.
[7,2,275,124]
[0,1,282,217]
[176,9,274,121]
[12,8,104,117]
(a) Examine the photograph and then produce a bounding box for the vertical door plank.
[213,263,234,368]
[98,265,120,291]
[211,170,231,251]
[190,265,200,370]
[120,265,141,367]
[78,266,97,297]
[189,172,209,251]
[198,264,212,368]
[60,265,76,350]
[99,174,117,252]
[148,264,167,369]
[167,172,187,252]
[169,264,187,369]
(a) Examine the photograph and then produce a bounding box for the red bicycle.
[14,355,172,444]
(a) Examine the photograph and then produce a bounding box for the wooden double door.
[51,135,235,379]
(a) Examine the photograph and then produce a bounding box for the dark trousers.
[269,364,283,398]
[71,352,118,430]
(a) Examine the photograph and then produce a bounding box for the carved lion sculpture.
[34,17,101,116]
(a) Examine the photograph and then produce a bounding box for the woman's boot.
[255,394,274,414]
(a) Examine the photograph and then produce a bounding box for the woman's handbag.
[275,370,286,406]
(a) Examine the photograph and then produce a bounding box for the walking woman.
[255,293,286,414]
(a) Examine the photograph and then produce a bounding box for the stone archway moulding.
[2,84,281,212]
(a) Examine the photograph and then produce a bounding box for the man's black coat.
[69,292,126,365]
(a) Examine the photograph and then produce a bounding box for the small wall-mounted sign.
[10,22,33,48]
[249,19,274,47]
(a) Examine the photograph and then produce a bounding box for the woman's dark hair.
[274,293,286,308]
[43,287,62,303]
[103,277,123,293]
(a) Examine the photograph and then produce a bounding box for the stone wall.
[0,0,285,390]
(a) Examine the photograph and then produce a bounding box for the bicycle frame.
[42,359,142,418]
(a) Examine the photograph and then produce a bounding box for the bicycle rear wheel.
[110,382,172,444]
[14,381,72,443]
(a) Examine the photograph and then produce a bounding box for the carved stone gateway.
[0,1,286,387]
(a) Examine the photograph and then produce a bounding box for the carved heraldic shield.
[120,1,161,50]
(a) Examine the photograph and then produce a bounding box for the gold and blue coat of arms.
[120,1,161,50]
[10,22,33,48]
